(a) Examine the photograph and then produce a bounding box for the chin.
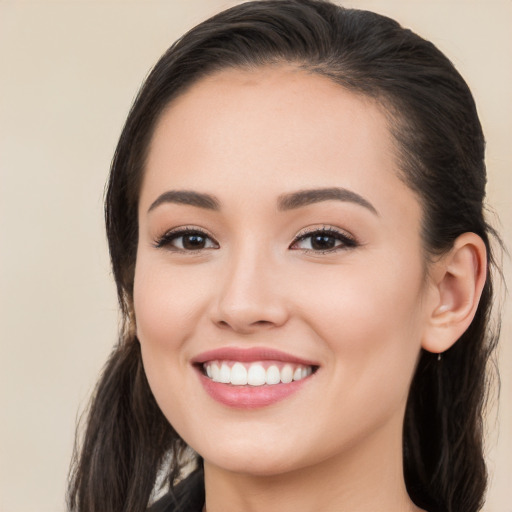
[189,431,306,476]
[204,450,305,477]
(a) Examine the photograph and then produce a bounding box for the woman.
[67,1,501,511]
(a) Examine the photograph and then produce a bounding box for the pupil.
[312,235,335,250]
[183,234,205,249]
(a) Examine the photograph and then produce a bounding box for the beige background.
[0,1,510,511]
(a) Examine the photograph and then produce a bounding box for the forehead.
[141,65,420,229]
[149,66,394,174]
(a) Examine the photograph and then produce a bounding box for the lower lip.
[197,371,310,409]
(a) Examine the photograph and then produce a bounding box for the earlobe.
[422,232,487,355]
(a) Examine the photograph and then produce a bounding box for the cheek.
[311,277,424,353]
[133,257,205,434]
[133,256,208,351]
[132,257,195,412]
[297,258,425,398]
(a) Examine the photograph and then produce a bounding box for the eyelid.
[153,226,219,251]
[290,225,358,252]
[294,225,355,240]
[152,224,357,253]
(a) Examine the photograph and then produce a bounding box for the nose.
[211,247,290,334]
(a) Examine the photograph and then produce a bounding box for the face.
[134,66,433,476]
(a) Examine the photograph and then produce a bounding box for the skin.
[133,66,442,512]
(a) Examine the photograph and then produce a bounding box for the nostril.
[216,319,273,330]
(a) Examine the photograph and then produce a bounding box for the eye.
[154,228,219,252]
[290,227,357,253]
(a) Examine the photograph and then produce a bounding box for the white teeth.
[281,364,293,384]
[219,363,230,384]
[230,362,247,385]
[247,364,266,386]
[211,363,220,381]
[266,365,281,385]
[205,361,314,386]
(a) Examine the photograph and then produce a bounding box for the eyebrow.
[277,187,378,215]
[148,190,220,213]
[147,186,378,216]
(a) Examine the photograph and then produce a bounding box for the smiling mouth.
[201,361,317,386]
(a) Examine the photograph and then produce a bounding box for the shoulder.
[148,468,205,512]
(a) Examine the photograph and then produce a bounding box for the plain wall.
[1,1,510,510]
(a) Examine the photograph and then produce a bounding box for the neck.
[202,414,424,512]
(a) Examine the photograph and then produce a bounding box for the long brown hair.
[68,2,501,511]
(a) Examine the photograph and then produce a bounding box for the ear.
[422,232,487,355]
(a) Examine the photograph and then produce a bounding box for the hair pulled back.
[68,2,500,511]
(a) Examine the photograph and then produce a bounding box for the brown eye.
[310,234,338,250]
[291,228,357,253]
[182,233,208,250]
[155,229,219,251]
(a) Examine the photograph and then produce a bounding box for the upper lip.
[191,347,319,367]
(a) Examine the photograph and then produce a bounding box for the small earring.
[437,353,442,362]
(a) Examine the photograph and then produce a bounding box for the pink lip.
[197,372,311,409]
[191,347,318,366]
[192,347,319,409]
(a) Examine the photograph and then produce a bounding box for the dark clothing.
[149,469,205,512]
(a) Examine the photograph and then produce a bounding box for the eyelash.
[290,226,358,254]
[153,227,218,252]
[153,226,358,254]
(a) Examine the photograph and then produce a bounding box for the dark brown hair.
[68,1,500,511]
